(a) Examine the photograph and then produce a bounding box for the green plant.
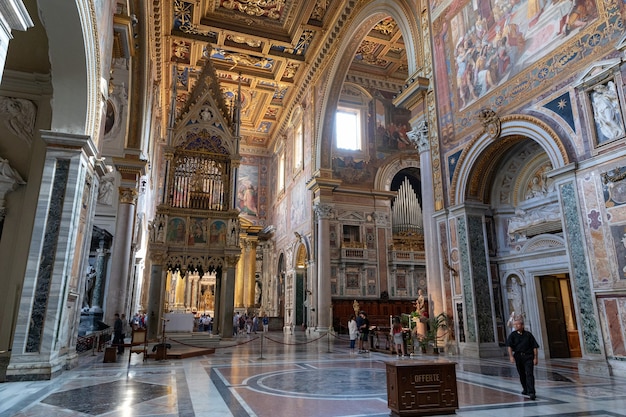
[427,312,450,350]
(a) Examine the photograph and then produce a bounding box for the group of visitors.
[233,312,270,336]
[347,311,370,354]
[198,314,212,333]
[130,312,147,330]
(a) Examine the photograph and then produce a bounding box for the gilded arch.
[450,115,571,205]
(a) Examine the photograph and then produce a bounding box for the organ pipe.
[392,177,423,234]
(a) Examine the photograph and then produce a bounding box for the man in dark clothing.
[113,313,124,354]
[358,311,370,354]
[506,318,539,400]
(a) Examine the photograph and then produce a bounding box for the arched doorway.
[449,116,573,357]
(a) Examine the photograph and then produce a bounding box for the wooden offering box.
[385,360,458,416]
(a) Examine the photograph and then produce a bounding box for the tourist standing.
[348,314,358,354]
[506,318,539,400]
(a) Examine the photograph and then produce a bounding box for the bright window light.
[335,109,361,150]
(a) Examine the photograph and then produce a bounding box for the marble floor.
[1,331,626,417]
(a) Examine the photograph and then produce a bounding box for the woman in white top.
[348,314,358,354]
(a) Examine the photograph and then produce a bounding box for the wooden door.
[541,276,570,358]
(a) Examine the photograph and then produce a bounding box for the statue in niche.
[98,175,115,205]
[507,276,524,325]
[255,281,262,305]
[83,266,96,309]
[525,175,547,199]
[591,81,625,143]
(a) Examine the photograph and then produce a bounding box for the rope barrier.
[167,335,260,350]
[263,333,327,346]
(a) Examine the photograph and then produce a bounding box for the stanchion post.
[258,332,265,360]
[92,334,99,356]
[327,331,331,353]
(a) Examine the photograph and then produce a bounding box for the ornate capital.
[118,187,138,204]
[478,108,501,139]
[407,120,429,153]
[149,250,166,264]
[313,202,334,220]
[224,255,240,268]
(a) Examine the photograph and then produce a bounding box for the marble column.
[235,242,245,308]
[408,121,444,316]
[147,252,165,341]
[7,131,95,381]
[260,241,272,313]
[314,203,333,333]
[218,255,238,339]
[105,187,137,324]
[213,269,222,335]
[307,258,317,329]
[246,239,258,307]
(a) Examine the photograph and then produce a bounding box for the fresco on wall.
[290,180,307,229]
[237,164,259,216]
[189,217,208,245]
[373,94,412,156]
[167,217,186,244]
[210,220,227,246]
[446,0,598,109]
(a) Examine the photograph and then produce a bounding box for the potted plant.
[427,312,450,354]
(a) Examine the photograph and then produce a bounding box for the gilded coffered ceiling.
[161,0,408,151]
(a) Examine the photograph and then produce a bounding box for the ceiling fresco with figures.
[162,0,408,151]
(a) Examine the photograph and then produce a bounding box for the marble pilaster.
[453,204,501,358]
[7,130,96,381]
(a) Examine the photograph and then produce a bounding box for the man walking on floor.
[506,317,539,400]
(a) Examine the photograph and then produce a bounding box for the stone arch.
[374,156,421,191]
[38,1,101,138]
[451,115,571,205]
[314,0,420,172]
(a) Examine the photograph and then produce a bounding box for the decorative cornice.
[392,76,429,110]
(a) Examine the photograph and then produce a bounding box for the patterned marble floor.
[1,331,626,417]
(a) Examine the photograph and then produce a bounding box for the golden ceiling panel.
[164,1,408,150]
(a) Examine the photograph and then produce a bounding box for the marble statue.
[591,81,625,143]
[0,97,36,143]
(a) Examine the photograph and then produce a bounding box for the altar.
[164,313,195,332]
